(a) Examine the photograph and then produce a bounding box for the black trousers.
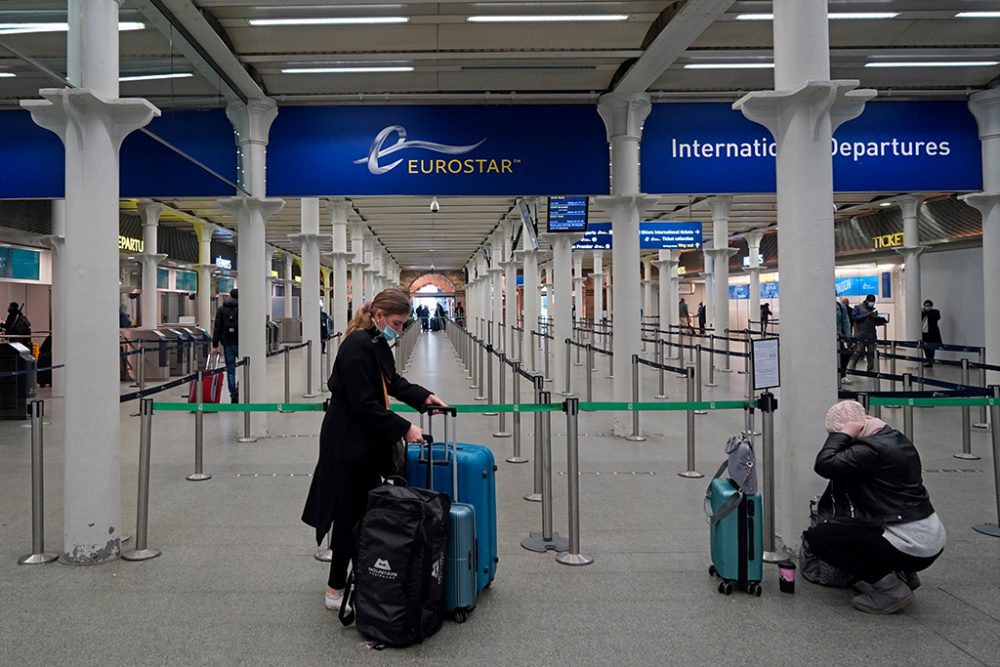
[922,335,938,363]
[327,462,382,590]
[803,522,941,584]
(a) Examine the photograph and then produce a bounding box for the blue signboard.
[573,222,612,251]
[641,101,982,194]
[547,196,589,233]
[0,247,40,280]
[729,284,750,300]
[760,281,780,299]
[881,272,892,299]
[639,221,703,250]
[835,275,880,297]
[267,105,609,196]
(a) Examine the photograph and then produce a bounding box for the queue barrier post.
[585,344,594,406]
[122,398,161,561]
[18,399,58,565]
[972,386,1000,538]
[483,345,497,414]
[525,376,545,502]
[606,341,614,379]
[627,355,646,442]
[902,373,914,442]
[678,368,703,479]
[564,338,572,396]
[475,340,486,399]
[974,349,990,430]
[574,329,583,367]
[955,359,981,460]
[694,345,707,414]
[187,369,211,482]
[655,340,667,399]
[507,361,527,463]
[543,334,551,383]
[493,353,510,437]
[758,393,782,563]
[555,396,593,566]
[237,358,256,443]
[706,334,718,387]
[521,390,569,553]
[304,339,319,398]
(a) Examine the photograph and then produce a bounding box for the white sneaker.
[325,589,349,613]
[841,376,853,385]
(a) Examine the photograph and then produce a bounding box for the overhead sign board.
[215,256,233,270]
[547,196,589,233]
[872,233,904,249]
[639,222,703,250]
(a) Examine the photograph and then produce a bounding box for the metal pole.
[902,373,914,442]
[507,361,527,463]
[627,354,645,442]
[283,346,291,405]
[238,358,255,443]
[518,327,524,363]
[975,349,990,430]
[694,344,707,414]
[706,334,718,387]
[543,334,551,382]
[137,344,146,393]
[123,398,161,561]
[956,359,980,460]
[556,397,593,566]
[475,340,486,399]
[972,386,1000,537]
[494,353,510,437]
[484,345,497,413]
[758,392,781,562]
[525,376,544,502]
[679,368,702,479]
[586,344,594,405]
[521,390,568,552]
[304,339,317,397]
[607,343,614,379]
[18,400,57,565]
[655,340,667,399]
[564,338,572,396]
[574,328,582,366]
[187,369,211,481]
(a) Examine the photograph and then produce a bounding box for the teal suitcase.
[707,477,764,596]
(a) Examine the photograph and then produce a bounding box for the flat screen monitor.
[547,196,588,233]
[639,221,703,250]
[516,198,538,251]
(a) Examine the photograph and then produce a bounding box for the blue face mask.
[376,317,399,342]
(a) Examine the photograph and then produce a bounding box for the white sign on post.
[752,337,780,391]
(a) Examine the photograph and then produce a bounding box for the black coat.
[815,426,934,527]
[921,308,942,344]
[301,325,431,543]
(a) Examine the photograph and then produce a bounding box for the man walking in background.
[212,288,240,403]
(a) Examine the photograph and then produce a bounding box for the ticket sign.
[640,222,703,250]
[573,222,612,250]
[872,233,903,249]
[547,196,589,233]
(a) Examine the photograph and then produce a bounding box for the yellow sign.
[872,233,903,250]
[677,267,687,275]
[119,235,144,253]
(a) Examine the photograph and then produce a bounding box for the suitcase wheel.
[746,582,762,597]
[718,581,733,595]
[708,564,717,577]
[452,610,468,624]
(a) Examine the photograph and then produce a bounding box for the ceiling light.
[466,14,629,23]
[735,12,898,20]
[282,66,414,74]
[865,61,999,68]
[248,17,409,26]
[119,72,193,82]
[956,11,1000,19]
[684,63,774,70]
[0,21,144,34]
[0,73,15,78]
[879,202,892,207]
[734,14,773,20]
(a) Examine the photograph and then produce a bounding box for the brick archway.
[408,272,457,295]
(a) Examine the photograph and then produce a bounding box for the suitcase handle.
[421,411,460,499]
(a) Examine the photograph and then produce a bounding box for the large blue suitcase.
[707,477,763,596]
[407,411,498,592]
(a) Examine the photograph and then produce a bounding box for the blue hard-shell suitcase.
[407,410,498,593]
[707,477,764,596]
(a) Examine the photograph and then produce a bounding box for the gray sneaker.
[898,570,922,591]
[852,573,914,614]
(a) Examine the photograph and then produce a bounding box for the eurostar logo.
[355,125,486,174]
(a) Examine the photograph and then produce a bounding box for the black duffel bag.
[340,477,450,649]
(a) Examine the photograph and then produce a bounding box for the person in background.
[920,300,942,367]
[119,307,132,328]
[2,301,30,338]
[211,288,240,403]
[697,301,706,335]
[455,301,465,328]
[301,288,449,614]
[678,297,690,330]
[803,400,945,615]
[845,294,884,382]
[836,297,853,380]
[760,303,772,335]
[320,303,334,354]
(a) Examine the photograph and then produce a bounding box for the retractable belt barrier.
[0,364,64,379]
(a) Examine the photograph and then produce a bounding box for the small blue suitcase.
[707,477,764,596]
[407,410,498,592]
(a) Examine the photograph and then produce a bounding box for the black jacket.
[212,298,238,346]
[851,302,882,340]
[921,308,942,344]
[301,325,431,542]
[815,426,934,527]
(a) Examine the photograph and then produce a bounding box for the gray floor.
[2,331,999,666]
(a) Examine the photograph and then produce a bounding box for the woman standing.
[301,288,448,612]
[920,300,942,367]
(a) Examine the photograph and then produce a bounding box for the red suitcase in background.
[188,353,224,403]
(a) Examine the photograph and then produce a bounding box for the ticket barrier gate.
[280,318,302,344]
[160,328,191,377]
[120,329,170,381]
[183,327,212,369]
[266,321,280,354]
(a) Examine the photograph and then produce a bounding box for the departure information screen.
[547,196,589,233]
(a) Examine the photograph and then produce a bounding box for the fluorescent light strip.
[282,66,414,74]
[467,14,628,23]
[735,12,898,20]
[248,17,408,26]
[865,61,999,68]
[0,21,144,34]
[684,63,774,70]
[0,72,15,78]
[120,72,194,82]
[956,11,1000,19]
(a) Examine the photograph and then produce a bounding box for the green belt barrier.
[151,399,756,414]
[867,396,1000,408]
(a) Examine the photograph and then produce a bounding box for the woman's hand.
[404,423,425,444]
[424,394,449,414]
[839,420,865,439]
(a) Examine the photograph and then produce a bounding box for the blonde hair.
[344,288,412,338]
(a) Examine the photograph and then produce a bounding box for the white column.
[654,250,673,336]
[291,197,322,397]
[591,250,604,323]
[552,234,581,394]
[668,251,681,327]
[641,256,655,323]
[282,252,294,321]
[138,201,166,327]
[327,199,352,333]
[745,230,765,334]
[605,261,613,319]
[349,221,367,311]
[224,97,283,436]
[22,0,159,563]
[702,246,715,333]
[705,197,738,366]
[504,220,519,358]
[573,251,585,322]
[521,249,540,371]
[44,201,66,397]
[264,247,275,321]
[895,195,925,353]
[596,93,655,436]
[194,221,215,331]
[963,87,1000,387]
[735,0,874,549]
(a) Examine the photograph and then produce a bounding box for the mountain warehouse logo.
[374,559,391,571]
[369,557,398,580]
[354,125,518,176]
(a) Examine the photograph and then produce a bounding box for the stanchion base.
[678,470,704,479]
[606,375,614,380]
[705,382,718,388]
[953,452,981,460]
[121,534,131,543]
[492,431,511,438]
[737,370,748,375]
[763,551,785,564]
[573,362,583,367]
[475,395,488,401]
[626,435,647,442]
[314,548,332,562]
[972,423,991,431]
[524,493,542,502]
[186,473,212,481]
[556,552,594,566]
[237,436,258,443]
[18,552,58,565]
[122,547,161,561]
[718,368,733,374]
[973,523,1000,538]
[521,532,569,553]
[466,374,474,380]
[506,456,528,464]
[483,411,498,416]
[654,394,668,399]
[695,410,708,415]
[302,392,321,399]
[885,405,901,410]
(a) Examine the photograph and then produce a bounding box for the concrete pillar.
[596,92,655,436]
[552,233,581,395]
[281,252,294,321]
[223,97,283,435]
[349,221,367,312]
[521,248,540,371]
[702,246,715,333]
[641,256,655,322]
[327,199,352,334]
[963,87,1000,387]
[654,250,674,336]
[735,0,874,549]
[745,230,765,334]
[291,197,322,396]
[44,200,66,397]
[264,247,275,320]
[573,251,585,322]
[605,261,613,319]
[504,219,519,358]
[21,0,159,563]
[138,201,166,327]
[194,221,216,332]
[668,251,681,327]
[705,197,738,366]
[591,250,604,323]
[895,195,925,354]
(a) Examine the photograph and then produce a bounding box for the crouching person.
[802,400,945,614]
